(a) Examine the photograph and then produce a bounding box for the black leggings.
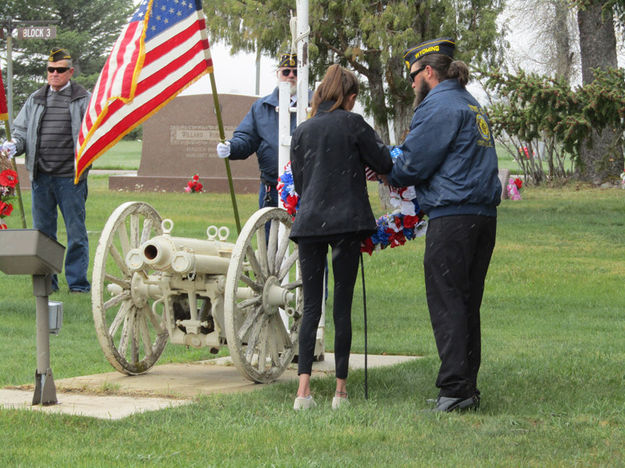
[297,235,362,379]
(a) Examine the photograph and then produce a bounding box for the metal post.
[6,17,13,125]
[296,0,309,125]
[31,274,57,405]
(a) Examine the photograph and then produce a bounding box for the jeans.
[31,173,90,292]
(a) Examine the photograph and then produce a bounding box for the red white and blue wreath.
[277,147,427,255]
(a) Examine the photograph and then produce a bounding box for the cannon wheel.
[92,201,169,375]
[224,207,303,383]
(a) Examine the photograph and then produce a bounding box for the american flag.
[0,67,8,121]
[75,0,213,181]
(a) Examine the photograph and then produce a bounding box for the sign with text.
[17,26,56,40]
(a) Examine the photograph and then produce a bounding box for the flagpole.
[208,71,241,235]
[3,122,27,228]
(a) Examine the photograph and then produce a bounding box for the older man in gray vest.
[1,48,92,293]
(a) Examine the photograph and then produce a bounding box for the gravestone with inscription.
[109,93,261,193]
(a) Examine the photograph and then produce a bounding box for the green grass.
[1,179,624,466]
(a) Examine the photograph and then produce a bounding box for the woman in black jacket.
[290,64,393,410]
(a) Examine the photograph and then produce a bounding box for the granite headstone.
[109,93,262,193]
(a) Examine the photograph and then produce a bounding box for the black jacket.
[289,101,393,240]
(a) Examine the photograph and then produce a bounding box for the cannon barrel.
[127,234,234,274]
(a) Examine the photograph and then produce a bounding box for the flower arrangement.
[361,186,427,255]
[277,160,426,256]
[506,176,523,200]
[276,162,299,216]
[0,152,18,229]
[185,174,203,193]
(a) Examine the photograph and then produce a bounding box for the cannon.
[92,202,303,383]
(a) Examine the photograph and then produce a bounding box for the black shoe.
[70,289,89,294]
[430,395,479,412]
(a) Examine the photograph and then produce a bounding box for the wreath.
[277,158,427,255]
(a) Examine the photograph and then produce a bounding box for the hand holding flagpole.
[0,68,27,228]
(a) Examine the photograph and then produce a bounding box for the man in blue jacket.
[388,38,501,412]
[216,53,304,208]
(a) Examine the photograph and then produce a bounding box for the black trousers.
[297,235,362,379]
[424,215,497,398]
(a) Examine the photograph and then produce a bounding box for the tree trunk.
[359,52,390,144]
[576,2,622,184]
[553,0,574,82]
[386,56,414,144]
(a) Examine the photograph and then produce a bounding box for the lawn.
[1,174,624,466]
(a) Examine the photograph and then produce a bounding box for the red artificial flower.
[0,223,7,230]
[513,178,523,190]
[402,215,420,229]
[0,200,14,217]
[388,230,406,248]
[360,237,374,255]
[0,169,18,188]
[192,174,200,182]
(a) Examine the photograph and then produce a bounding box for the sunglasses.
[47,66,70,74]
[281,68,297,77]
[409,66,426,82]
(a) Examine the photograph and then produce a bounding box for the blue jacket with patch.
[228,87,298,186]
[388,79,501,219]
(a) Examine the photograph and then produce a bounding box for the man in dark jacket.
[216,53,308,208]
[2,48,92,293]
[388,38,501,412]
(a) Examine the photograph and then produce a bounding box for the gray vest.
[37,86,75,176]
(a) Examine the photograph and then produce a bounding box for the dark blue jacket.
[388,79,501,219]
[228,87,297,186]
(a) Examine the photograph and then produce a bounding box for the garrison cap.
[49,48,72,62]
[403,38,455,69]
[278,53,297,68]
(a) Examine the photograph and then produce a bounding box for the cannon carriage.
[92,201,303,383]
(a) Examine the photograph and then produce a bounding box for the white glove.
[216,141,231,159]
[1,140,17,159]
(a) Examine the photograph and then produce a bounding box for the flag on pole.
[75,0,213,181]
[0,68,8,121]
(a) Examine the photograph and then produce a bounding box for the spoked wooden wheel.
[92,201,169,375]
[224,207,303,383]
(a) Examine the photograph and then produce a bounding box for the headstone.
[498,168,510,199]
[109,93,262,193]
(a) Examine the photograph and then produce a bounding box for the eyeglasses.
[409,66,426,82]
[281,68,297,77]
[47,66,70,74]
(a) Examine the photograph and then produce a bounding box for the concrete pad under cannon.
[0,353,418,419]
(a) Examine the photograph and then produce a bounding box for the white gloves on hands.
[216,141,231,159]
[1,140,17,159]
